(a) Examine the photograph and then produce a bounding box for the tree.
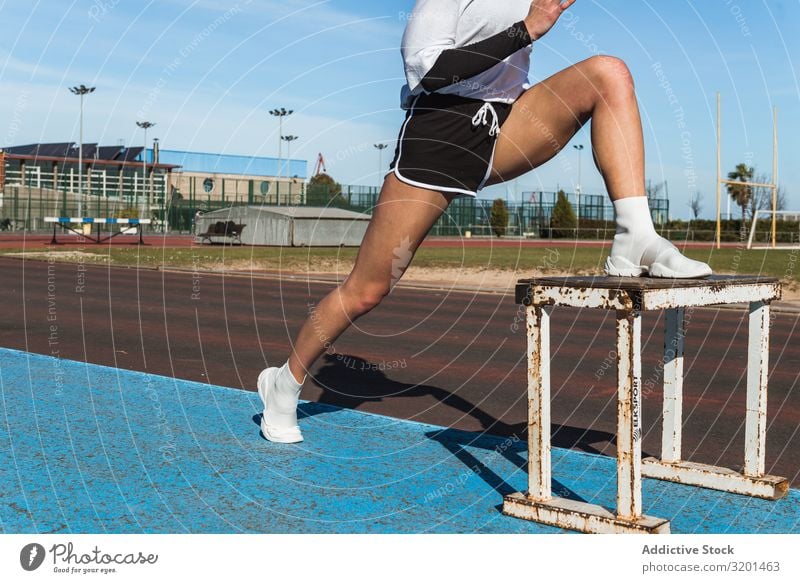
[550,189,577,238]
[749,172,787,220]
[645,180,665,200]
[307,172,346,206]
[726,163,754,226]
[776,185,787,212]
[489,198,509,237]
[688,191,702,220]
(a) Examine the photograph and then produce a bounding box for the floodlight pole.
[282,135,298,203]
[716,93,722,250]
[574,144,584,237]
[270,107,293,205]
[69,84,96,217]
[136,121,155,220]
[374,143,388,186]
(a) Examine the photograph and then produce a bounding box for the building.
[158,148,307,206]
[195,206,370,246]
[1,142,177,199]
[0,142,307,229]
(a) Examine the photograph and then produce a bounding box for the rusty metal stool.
[502,275,789,534]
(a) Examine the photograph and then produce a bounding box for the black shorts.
[387,93,513,197]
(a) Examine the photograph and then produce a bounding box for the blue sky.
[1,0,798,219]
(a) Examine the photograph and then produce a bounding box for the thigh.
[346,173,455,291]
[484,57,600,187]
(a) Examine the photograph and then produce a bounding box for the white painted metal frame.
[641,300,788,500]
[503,277,787,535]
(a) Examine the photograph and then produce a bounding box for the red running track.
[2,256,798,485]
[0,232,738,249]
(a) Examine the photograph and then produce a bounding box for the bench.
[45,217,151,245]
[197,221,246,245]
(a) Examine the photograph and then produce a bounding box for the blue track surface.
[1,348,798,534]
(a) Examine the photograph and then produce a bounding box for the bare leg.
[286,173,455,383]
[485,55,642,199]
[484,55,710,278]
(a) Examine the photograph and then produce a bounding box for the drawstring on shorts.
[471,102,500,136]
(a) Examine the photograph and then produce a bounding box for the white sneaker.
[257,367,304,443]
[603,255,647,277]
[605,237,712,279]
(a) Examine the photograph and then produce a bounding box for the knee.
[586,55,635,99]
[340,280,390,316]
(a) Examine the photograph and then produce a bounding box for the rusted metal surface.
[616,309,643,520]
[640,283,780,311]
[516,278,780,311]
[517,274,779,291]
[527,305,552,501]
[662,308,685,463]
[507,273,788,534]
[519,285,635,311]
[502,492,670,534]
[642,458,789,500]
[745,301,770,477]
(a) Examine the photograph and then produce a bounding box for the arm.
[402,0,577,93]
[401,1,532,93]
[420,22,532,92]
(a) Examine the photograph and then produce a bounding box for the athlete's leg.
[286,173,455,384]
[485,55,710,278]
[260,174,454,442]
[485,55,641,196]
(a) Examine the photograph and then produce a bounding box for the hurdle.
[502,275,789,534]
[45,217,151,245]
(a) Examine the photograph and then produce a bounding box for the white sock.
[263,361,305,429]
[608,196,712,278]
[609,196,659,265]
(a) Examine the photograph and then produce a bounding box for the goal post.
[747,210,800,249]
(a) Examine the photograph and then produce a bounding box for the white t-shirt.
[400,0,533,108]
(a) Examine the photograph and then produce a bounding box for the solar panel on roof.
[37,143,74,158]
[119,147,143,161]
[97,146,124,160]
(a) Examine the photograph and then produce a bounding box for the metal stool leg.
[527,305,551,501]
[745,301,770,477]
[503,304,668,533]
[616,309,643,520]
[642,300,787,499]
[662,307,685,463]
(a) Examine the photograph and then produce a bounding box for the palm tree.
[726,163,754,228]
